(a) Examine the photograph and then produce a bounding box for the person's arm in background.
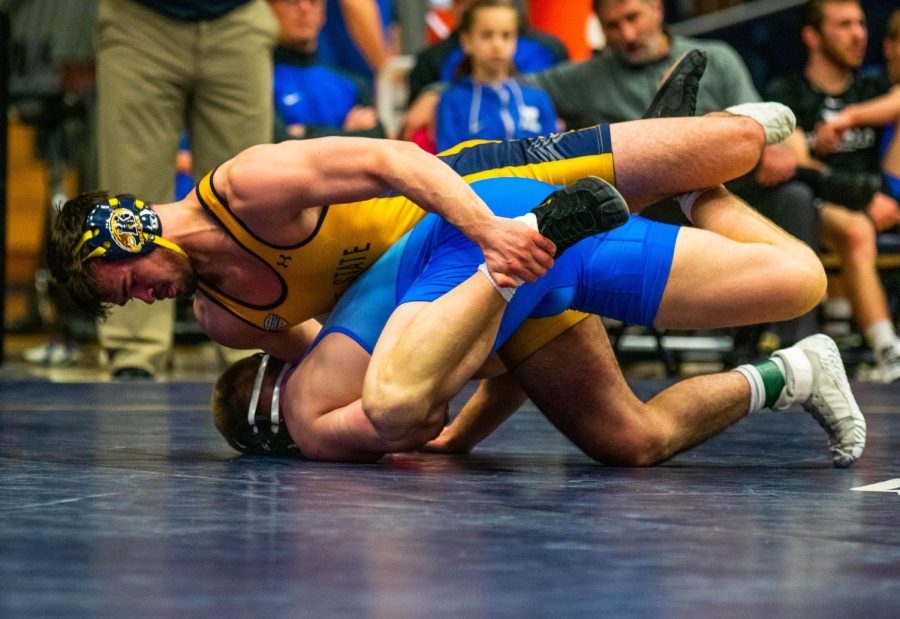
[780,123,899,230]
[339,0,393,75]
[768,74,892,219]
[818,86,900,153]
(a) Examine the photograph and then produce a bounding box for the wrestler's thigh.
[369,301,429,362]
[655,227,812,329]
[609,117,761,209]
[512,316,645,458]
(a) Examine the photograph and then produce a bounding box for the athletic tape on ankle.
[675,189,712,223]
[753,359,787,409]
[734,365,765,413]
[477,263,517,302]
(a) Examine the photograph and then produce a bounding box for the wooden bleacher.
[5,120,78,321]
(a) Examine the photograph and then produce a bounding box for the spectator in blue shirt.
[270,0,384,140]
[436,0,558,152]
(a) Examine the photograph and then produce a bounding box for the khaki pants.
[94,0,277,374]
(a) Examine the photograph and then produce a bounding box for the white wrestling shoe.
[725,102,796,145]
[771,334,866,468]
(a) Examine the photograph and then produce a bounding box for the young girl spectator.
[436,0,558,152]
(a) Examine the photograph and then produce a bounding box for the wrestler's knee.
[704,113,766,167]
[732,115,767,162]
[581,428,673,467]
[784,245,827,315]
[362,379,435,441]
[572,403,675,467]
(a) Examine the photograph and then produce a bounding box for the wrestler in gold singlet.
[196,126,616,365]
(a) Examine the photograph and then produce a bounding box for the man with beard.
[402,0,821,350]
[767,0,900,382]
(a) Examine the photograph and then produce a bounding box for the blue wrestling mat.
[0,379,898,617]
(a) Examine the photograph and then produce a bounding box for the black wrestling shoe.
[531,176,629,257]
[642,49,708,119]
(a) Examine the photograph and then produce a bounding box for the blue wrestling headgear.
[229,354,301,456]
[72,196,188,263]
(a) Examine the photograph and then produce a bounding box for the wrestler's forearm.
[376,140,497,242]
[305,399,442,462]
[436,375,527,452]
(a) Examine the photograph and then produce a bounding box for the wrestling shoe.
[725,102,796,145]
[531,176,630,257]
[642,49,708,118]
[873,340,900,383]
[771,334,866,468]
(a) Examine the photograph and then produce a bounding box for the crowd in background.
[5,0,900,382]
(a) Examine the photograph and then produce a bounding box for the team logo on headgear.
[74,196,187,264]
[109,207,150,254]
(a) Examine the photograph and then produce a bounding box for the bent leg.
[609,116,764,209]
[363,278,506,441]
[820,204,891,330]
[513,317,750,466]
[654,186,826,329]
[442,116,765,211]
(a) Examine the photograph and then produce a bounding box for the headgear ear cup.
[239,354,303,457]
[73,196,188,263]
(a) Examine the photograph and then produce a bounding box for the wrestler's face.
[811,1,867,71]
[597,0,667,66]
[272,0,325,53]
[92,248,197,306]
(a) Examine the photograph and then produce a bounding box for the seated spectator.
[883,10,900,199]
[270,0,385,140]
[407,0,568,105]
[818,8,900,199]
[767,0,900,382]
[436,0,558,152]
[520,0,819,349]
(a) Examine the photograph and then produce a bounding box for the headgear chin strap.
[72,196,188,264]
[236,353,300,456]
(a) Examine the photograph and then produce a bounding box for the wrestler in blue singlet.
[309,177,681,356]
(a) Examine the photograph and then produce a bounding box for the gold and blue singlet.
[195,126,617,365]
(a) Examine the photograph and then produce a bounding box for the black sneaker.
[642,49,708,119]
[531,176,630,257]
[112,367,155,381]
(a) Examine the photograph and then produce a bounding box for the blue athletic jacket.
[437,77,558,152]
[273,47,384,139]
